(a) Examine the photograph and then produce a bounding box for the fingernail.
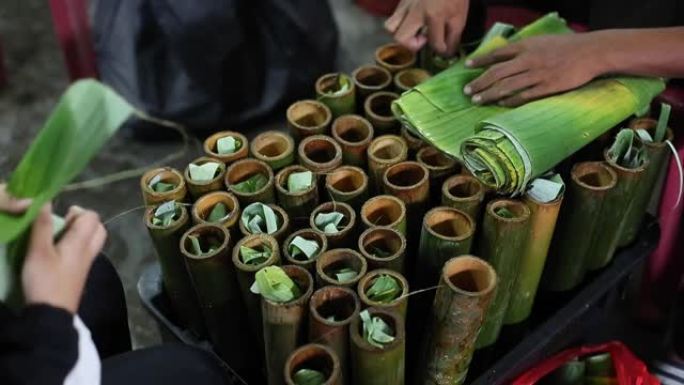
[14,198,32,206]
[463,85,472,95]
[472,94,482,104]
[465,59,474,67]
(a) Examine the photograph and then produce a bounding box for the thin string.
[665,140,683,208]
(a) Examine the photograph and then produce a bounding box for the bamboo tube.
[419,256,497,385]
[183,157,226,201]
[239,203,290,243]
[504,191,564,325]
[316,73,357,118]
[367,135,408,194]
[417,146,459,205]
[331,114,374,167]
[441,175,485,221]
[276,165,320,229]
[250,130,296,171]
[309,286,361,385]
[262,265,314,385]
[231,234,280,361]
[358,269,409,318]
[352,64,392,107]
[140,167,187,205]
[285,343,342,385]
[225,158,276,205]
[287,100,333,141]
[375,43,416,74]
[401,126,426,158]
[394,68,431,93]
[416,207,475,290]
[283,228,328,274]
[316,248,368,289]
[586,150,649,271]
[544,162,617,292]
[144,203,204,336]
[181,224,252,370]
[364,92,400,135]
[358,227,407,274]
[191,191,241,236]
[350,307,406,385]
[475,199,531,349]
[325,166,369,208]
[310,202,357,249]
[298,135,343,188]
[360,195,407,235]
[203,131,249,165]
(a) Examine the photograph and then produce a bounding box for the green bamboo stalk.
[417,146,460,205]
[203,131,249,165]
[394,68,432,93]
[358,227,407,274]
[475,199,531,349]
[401,126,427,158]
[325,166,369,208]
[504,191,564,325]
[283,228,328,274]
[360,195,407,236]
[183,157,227,201]
[316,73,357,118]
[352,65,392,108]
[239,203,291,243]
[357,269,409,318]
[375,43,416,74]
[331,115,374,167]
[544,162,617,292]
[367,135,408,194]
[181,224,252,371]
[308,286,361,385]
[364,92,401,135]
[419,256,497,385]
[144,203,205,336]
[310,202,357,249]
[285,343,343,385]
[140,167,187,205]
[441,175,485,221]
[262,265,314,385]
[225,158,276,206]
[350,307,406,385]
[315,248,368,289]
[539,361,586,385]
[191,191,241,237]
[250,130,296,171]
[287,100,333,142]
[298,135,343,188]
[276,165,320,229]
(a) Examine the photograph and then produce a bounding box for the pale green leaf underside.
[314,212,344,234]
[217,136,241,155]
[287,171,314,193]
[188,162,220,182]
[288,236,320,260]
[249,266,301,303]
[366,274,401,303]
[360,309,395,348]
[241,203,279,234]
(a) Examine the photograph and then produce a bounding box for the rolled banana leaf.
[203,131,249,165]
[225,158,276,206]
[141,167,187,206]
[275,165,320,229]
[357,269,409,318]
[316,73,356,118]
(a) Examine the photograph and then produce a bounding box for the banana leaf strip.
[655,103,671,142]
[249,265,301,303]
[240,245,272,265]
[293,369,326,385]
[217,136,241,155]
[152,201,181,226]
[360,309,395,348]
[187,234,219,256]
[314,212,345,234]
[607,129,646,168]
[188,162,220,181]
[149,173,176,192]
[365,275,401,303]
[288,236,320,260]
[206,202,229,222]
[334,267,358,283]
[232,173,268,193]
[526,173,564,203]
[288,171,314,193]
[241,203,279,234]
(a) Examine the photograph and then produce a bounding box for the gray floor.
[0,0,390,347]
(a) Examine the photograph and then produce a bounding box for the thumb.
[27,204,54,256]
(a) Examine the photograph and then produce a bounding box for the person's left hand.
[463,34,604,107]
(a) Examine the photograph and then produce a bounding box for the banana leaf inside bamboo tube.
[310,202,357,249]
[375,43,416,74]
[276,165,320,229]
[331,114,374,167]
[441,175,485,222]
[364,91,401,135]
[308,286,361,385]
[360,195,407,235]
[261,265,314,385]
[225,158,276,206]
[181,224,252,371]
[417,146,460,205]
[543,162,617,292]
[239,203,290,243]
[419,256,497,385]
[358,227,407,274]
[283,228,328,274]
[298,135,343,189]
[475,199,531,349]
[316,73,357,118]
[401,126,426,157]
[316,248,368,289]
[285,343,342,385]
[367,135,408,194]
[250,130,295,171]
[358,269,409,318]
[352,64,392,107]
[144,202,204,336]
[325,166,369,208]
[350,307,406,385]
[394,68,431,93]
[287,100,333,142]
[141,167,187,205]
[203,130,249,165]
[183,157,226,201]
[191,191,241,236]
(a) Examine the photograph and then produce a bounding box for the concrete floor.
[0,0,390,347]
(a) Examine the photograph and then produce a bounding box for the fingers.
[426,14,447,55]
[64,205,85,226]
[444,18,465,57]
[465,59,528,96]
[27,204,54,255]
[393,6,427,52]
[498,84,554,107]
[0,184,32,214]
[471,73,541,105]
[56,210,105,261]
[385,1,409,33]
[466,44,520,68]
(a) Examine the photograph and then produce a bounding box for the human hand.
[0,184,32,214]
[385,0,469,56]
[464,34,603,107]
[22,204,107,314]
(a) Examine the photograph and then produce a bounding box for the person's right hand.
[385,0,469,56]
[21,204,107,314]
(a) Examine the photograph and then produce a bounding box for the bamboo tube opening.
[425,207,474,240]
[443,256,497,296]
[444,175,483,199]
[310,286,360,325]
[361,195,405,227]
[352,65,392,90]
[283,228,328,266]
[317,249,368,287]
[285,344,341,385]
[184,157,226,185]
[629,117,674,145]
[350,307,404,350]
[359,227,405,261]
[603,148,650,173]
[326,166,367,194]
[232,234,280,271]
[251,131,294,162]
[316,73,354,98]
[394,68,431,91]
[368,135,407,162]
[358,269,409,305]
[571,162,617,191]
[332,115,373,145]
[375,43,416,72]
[401,126,424,148]
[487,200,530,222]
[384,161,428,189]
[141,168,186,203]
[191,191,240,225]
[299,135,343,169]
[417,147,458,170]
[365,92,398,121]
[276,165,317,196]
[203,131,248,163]
[225,159,274,195]
[287,100,332,132]
[180,224,229,260]
[311,202,356,234]
[144,202,188,229]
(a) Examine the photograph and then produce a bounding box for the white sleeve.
[63,315,102,385]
